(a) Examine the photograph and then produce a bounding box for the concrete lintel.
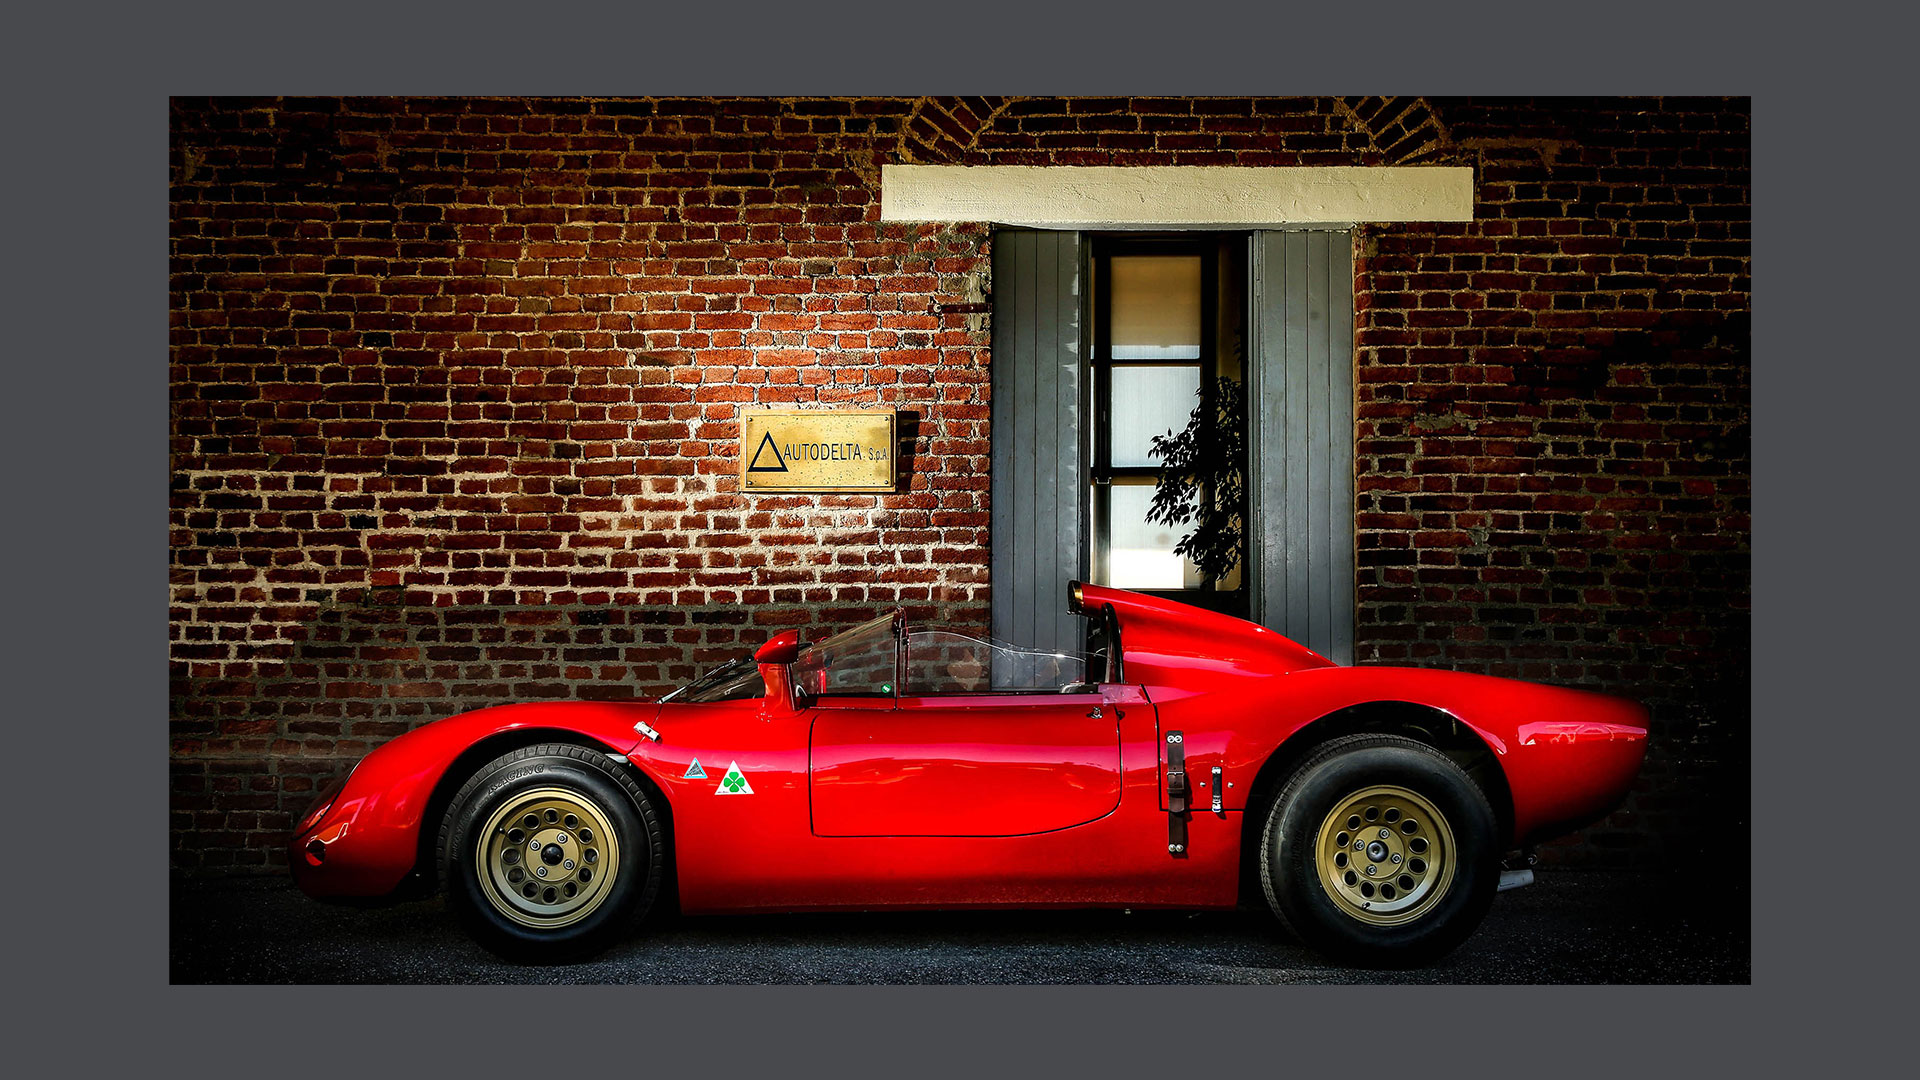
[880,165,1473,228]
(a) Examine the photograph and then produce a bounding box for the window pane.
[1110,256,1201,359]
[1106,481,1193,589]
[1109,365,1200,467]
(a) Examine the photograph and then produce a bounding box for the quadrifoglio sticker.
[714,761,753,795]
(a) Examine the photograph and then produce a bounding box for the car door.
[809,689,1122,837]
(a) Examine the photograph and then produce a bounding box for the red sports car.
[289,582,1648,966]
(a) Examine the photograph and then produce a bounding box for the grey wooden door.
[1247,229,1356,664]
[989,229,1088,658]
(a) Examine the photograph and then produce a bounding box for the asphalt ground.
[170,869,1747,984]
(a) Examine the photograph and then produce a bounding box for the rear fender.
[1153,664,1647,846]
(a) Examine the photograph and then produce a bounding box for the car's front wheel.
[438,744,665,962]
[1259,733,1498,966]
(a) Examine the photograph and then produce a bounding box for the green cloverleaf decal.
[714,760,753,795]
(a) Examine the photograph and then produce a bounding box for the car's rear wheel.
[1259,733,1497,966]
[438,744,664,962]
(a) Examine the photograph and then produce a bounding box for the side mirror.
[755,630,804,712]
[754,631,802,666]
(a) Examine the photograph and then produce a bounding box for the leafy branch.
[1146,375,1245,581]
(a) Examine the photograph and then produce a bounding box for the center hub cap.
[1366,840,1389,862]
[541,843,564,866]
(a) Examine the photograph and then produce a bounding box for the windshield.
[792,614,899,697]
[662,655,765,704]
[904,631,1092,693]
[672,614,1112,705]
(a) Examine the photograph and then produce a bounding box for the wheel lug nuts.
[1392,853,1402,863]
[1379,829,1390,839]
[536,867,547,878]
[564,859,575,871]
[1366,865,1377,876]
[557,834,568,844]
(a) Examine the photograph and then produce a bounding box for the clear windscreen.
[673,611,1117,704]
[792,614,899,697]
[905,631,1094,694]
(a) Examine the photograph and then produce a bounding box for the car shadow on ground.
[170,870,1747,985]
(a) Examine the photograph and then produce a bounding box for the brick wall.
[170,96,1749,874]
[1347,99,1750,866]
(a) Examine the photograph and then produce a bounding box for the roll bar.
[1067,580,1124,685]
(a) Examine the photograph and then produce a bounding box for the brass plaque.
[739,409,897,493]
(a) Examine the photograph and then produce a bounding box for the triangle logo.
[682,758,707,779]
[745,432,788,473]
[714,760,754,795]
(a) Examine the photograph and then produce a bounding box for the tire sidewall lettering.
[439,747,664,960]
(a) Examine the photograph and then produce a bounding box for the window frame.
[1087,234,1249,616]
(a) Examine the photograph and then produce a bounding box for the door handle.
[1087,706,1103,719]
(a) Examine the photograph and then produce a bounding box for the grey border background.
[25,0,1866,1071]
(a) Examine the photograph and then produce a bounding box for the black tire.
[1258,734,1498,967]
[437,743,665,962]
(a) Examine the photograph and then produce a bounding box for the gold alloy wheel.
[1314,784,1456,926]
[474,786,621,929]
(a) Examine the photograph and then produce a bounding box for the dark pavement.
[171,869,1747,984]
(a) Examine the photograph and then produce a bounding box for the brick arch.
[899,96,1018,164]
[1333,96,1457,164]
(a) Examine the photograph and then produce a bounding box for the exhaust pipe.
[1497,868,1534,892]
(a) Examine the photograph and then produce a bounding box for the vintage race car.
[290,582,1648,966]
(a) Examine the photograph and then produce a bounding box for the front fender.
[289,701,657,899]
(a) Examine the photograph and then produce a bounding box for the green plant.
[1146,375,1245,581]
